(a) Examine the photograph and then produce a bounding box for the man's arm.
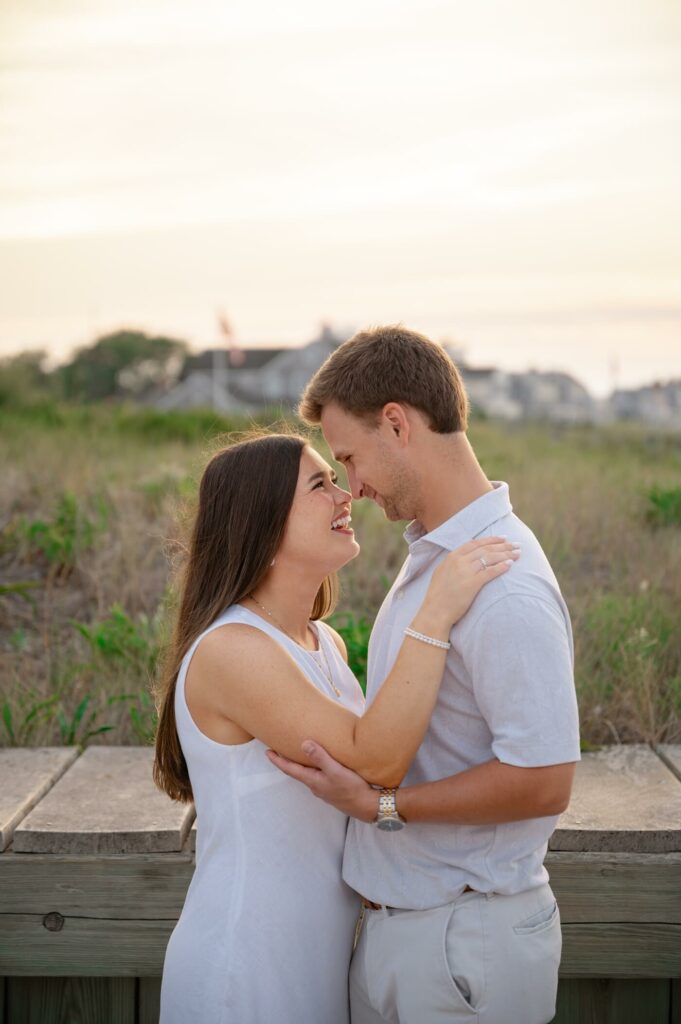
[268,589,580,820]
[266,741,576,823]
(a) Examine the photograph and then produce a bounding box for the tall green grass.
[1,403,679,749]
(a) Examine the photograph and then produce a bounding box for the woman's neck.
[245,571,322,648]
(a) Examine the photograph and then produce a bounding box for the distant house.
[458,366,595,423]
[508,370,596,423]
[154,329,678,430]
[611,380,681,429]
[155,325,348,413]
[233,327,345,406]
[156,348,284,413]
[459,367,523,421]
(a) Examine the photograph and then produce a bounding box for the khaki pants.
[350,883,561,1024]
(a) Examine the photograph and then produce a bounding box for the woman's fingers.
[457,535,507,555]
[472,558,515,587]
[431,540,521,609]
[474,545,520,571]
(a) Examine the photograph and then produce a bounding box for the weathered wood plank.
[551,745,681,852]
[658,744,681,783]
[139,976,162,1024]
[553,979,671,1024]
[0,851,194,918]
[13,747,195,854]
[0,848,677,925]
[0,748,79,852]
[546,851,681,923]
[560,922,681,978]
[5,977,135,1024]
[1,914,677,979]
[0,915,174,977]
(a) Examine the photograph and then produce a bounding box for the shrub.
[328,612,371,693]
[646,486,681,527]
[20,492,109,577]
[72,603,161,676]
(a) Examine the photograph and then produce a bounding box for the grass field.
[1,400,680,750]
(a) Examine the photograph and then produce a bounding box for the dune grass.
[1,402,679,749]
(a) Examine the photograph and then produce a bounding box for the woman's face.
[277,446,359,574]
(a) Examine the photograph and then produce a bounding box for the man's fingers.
[266,749,321,786]
[300,739,337,772]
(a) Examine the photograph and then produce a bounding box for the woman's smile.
[331,513,353,536]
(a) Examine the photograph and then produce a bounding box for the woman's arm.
[188,537,518,787]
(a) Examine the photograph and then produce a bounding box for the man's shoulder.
[456,518,568,637]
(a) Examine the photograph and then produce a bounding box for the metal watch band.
[378,788,398,816]
[374,787,406,830]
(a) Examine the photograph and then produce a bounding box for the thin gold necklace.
[247,594,342,699]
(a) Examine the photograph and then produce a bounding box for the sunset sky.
[1,0,679,395]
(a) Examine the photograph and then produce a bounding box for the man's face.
[320,402,418,521]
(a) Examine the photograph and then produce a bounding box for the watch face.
[376,816,405,832]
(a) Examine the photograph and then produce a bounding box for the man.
[269,326,580,1024]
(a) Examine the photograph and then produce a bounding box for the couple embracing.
[154,325,580,1024]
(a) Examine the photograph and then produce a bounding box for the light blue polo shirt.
[343,481,581,908]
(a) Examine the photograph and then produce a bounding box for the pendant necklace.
[247,594,342,699]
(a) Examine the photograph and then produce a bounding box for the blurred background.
[1,0,680,404]
[1,1,679,751]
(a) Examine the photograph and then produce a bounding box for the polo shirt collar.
[403,481,512,553]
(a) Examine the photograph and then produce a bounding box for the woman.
[154,432,518,1024]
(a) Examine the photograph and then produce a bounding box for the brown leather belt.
[361,885,475,911]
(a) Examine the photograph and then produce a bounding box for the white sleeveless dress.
[159,604,366,1024]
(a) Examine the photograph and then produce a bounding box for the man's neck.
[415,434,493,534]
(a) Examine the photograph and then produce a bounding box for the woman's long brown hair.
[153,432,339,802]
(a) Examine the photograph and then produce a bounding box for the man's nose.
[345,465,364,500]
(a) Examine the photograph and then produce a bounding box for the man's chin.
[381,505,402,522]
[372,495,404,521]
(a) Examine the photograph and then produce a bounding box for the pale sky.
[1,0,679,395]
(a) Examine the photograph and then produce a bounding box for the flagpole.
[214,310,234,411]
[212,346,227,411]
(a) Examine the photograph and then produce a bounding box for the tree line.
[0,331,189,405]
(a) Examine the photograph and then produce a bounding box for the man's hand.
[266,741,378,822]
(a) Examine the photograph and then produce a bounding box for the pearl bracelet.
[404,626,451,650]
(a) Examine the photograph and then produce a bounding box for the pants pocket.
[512,899,559,936]
[483,893,561,1024]
[441,900,484,1016]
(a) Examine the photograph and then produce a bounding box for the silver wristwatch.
[374,788,406,831]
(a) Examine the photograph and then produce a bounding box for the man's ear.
[381,403,410,445]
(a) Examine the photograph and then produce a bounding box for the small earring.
[270,558,276,567]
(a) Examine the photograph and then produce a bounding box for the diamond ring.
[479,556,488,570]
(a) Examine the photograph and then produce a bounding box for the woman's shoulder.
[194,609,280,662]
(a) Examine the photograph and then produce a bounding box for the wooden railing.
[1,744,680,1023]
